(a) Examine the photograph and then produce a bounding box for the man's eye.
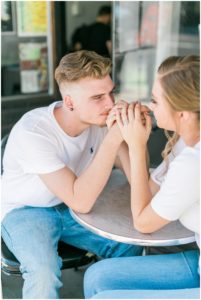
[150,98,157,104]
[93,96,103,101]
[111,89,116,95]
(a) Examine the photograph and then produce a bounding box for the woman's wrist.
[128,143,147,155]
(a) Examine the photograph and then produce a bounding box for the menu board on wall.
[17,1,47,36]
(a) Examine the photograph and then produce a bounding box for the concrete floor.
[2,264,90,299]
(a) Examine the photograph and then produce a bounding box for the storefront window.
[113,1,200,103]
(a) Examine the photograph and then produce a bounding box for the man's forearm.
[116,142,131,183]
[73,133,122,213]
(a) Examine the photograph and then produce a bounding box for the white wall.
[65,1,111,49]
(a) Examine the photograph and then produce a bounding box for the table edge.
[70,209,195,247]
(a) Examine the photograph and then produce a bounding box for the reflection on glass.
[139,2,159,47]
[1,1,14,33]
[117,2,140,52]
[113,1,200,104]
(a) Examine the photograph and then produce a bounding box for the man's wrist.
[105,131,123,148]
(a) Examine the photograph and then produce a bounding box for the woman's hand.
[116,102,152,151]
[106,100,129,129]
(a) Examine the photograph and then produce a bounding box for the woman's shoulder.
[170,142,200,176]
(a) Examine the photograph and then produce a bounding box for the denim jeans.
[90,288,200,299]
[1,203,142,299]
[84,249,200,299]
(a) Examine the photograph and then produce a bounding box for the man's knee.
[21,260,63,295]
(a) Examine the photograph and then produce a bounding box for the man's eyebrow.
[90,93,105,99]
[90,85,116,99]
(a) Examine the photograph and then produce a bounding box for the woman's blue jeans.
[1,204,142,299]
[90,288,200,299]
[84,249,200,299]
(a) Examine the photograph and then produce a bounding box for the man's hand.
[106,100,129,129]
[107,100,150,129]
[116,102,152,150]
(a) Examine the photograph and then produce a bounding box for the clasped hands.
[106,100,153,149]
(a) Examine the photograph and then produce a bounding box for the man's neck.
[54,106,89,137]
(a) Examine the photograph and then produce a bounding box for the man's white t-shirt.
[2,101,107,220]
[151,139,200,246]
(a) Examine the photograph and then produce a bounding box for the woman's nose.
[149,103,154,111]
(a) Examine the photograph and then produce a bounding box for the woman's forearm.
[129,146,152,228]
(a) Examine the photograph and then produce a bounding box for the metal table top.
[70,169,195,247]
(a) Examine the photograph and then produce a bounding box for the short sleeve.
[151,138,186,185]
[17,130,65,174]
[151,148,200,221]
[150,160,167,185]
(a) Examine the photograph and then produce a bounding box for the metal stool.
[1,238,95,276]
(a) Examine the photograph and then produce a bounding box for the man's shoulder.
[16,102,58,133]
[10,102,59,146]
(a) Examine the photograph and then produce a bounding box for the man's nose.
[105,95,115,110]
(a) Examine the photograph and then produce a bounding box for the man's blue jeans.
[1,204,142,299]
[84,249,200,299]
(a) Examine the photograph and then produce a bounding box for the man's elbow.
[73,206,92,214]
[69,199,94,214]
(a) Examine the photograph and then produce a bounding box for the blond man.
[2,51,142,299]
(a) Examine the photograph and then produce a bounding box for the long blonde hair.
[157,55,200,161]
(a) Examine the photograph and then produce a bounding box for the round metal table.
[70,169,195,247]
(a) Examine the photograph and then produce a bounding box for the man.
[72,5,112,57]
[2,50,142,299]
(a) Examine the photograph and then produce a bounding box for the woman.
[84,55,200,299]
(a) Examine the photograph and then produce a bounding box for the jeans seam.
[1,223,14,251]
[181,251,197,278]
[54,206,66,233]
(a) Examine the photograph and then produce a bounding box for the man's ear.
[179,111,191,121]
[64,95,74,111]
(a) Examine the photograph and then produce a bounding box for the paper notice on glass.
[19,42,48,93]
[21,70,40,93]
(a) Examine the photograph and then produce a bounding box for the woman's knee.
[84,259,116,298]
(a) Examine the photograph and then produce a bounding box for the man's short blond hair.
[55,50,112,87]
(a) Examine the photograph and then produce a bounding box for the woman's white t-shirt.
[151,138,200,246]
